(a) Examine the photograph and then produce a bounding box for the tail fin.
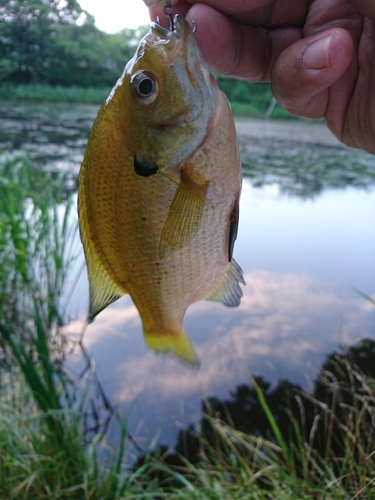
[144,330,200,367]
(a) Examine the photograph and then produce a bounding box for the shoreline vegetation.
[0,154,375,498]
[0,81,293,119]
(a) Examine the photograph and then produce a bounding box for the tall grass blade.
[250,375,292,470]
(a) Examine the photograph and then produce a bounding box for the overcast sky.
[78,0,151,33]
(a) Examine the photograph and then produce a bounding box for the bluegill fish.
[78,15,244,364]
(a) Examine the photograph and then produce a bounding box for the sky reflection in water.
[65,177,375,451]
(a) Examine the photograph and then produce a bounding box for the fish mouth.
[151,14,191,41]
[150,21,172,39]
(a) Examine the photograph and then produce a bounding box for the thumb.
[271,28,353,120]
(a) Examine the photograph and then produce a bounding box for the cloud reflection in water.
[65,268,373,445]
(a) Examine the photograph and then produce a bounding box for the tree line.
[0,0,273,110]
[0,0,147,87]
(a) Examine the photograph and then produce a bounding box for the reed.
[0,153,132,498]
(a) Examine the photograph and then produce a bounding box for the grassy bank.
[0,84,110,104]
[1,153,374,498]
[2,342,375,499]
[0,152,132,498]
[0,82,292,118]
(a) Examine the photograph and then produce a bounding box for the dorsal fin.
[87,258,125,323]
[78,197,126,323]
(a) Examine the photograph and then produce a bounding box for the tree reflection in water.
[134,338,375,488]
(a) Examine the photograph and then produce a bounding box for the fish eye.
[131,71,159,105]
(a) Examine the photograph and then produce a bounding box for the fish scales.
[78,15,244,364]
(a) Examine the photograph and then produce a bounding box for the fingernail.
[303,34,332,70]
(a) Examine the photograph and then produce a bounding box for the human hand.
[145,0,375,155]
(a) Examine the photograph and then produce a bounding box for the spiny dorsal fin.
[78,151,128,323]
[144,330,200,366]
[78,201,126,323]
[204,259,245,307]
[159,169,208,256]
[87,259,125,323]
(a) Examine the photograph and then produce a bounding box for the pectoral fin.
[144,330,200,366]
[159,170,208,256]
[204,259,245,307]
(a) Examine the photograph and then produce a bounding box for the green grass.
[229,100,292,118]
[0,152,134,498]
[0,152,85,497]
[0,82,294,117]
[0,152,374,498]
[0,84,110,104]
[131,350,375,499]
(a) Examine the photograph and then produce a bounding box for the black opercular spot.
[134,156,158,177]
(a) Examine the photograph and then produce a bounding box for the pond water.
[1,100,374,455]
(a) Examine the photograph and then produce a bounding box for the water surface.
[1,100,374,453]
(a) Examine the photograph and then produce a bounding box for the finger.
[149,1,191,28]
[271,28,354,122]
[185,4,301,80]
[349,0,375,19]
[149,0,307,27]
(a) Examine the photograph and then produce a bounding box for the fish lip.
[150,14,189,40]
[150,21,172,39]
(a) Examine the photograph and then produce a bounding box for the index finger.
[147,2,305,81]
[148,0,308,28]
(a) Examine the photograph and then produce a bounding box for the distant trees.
[0,0,274,111]
[0,0,146,87]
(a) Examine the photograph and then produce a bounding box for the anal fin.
[159,169,208,256]
[204,259,245,307]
